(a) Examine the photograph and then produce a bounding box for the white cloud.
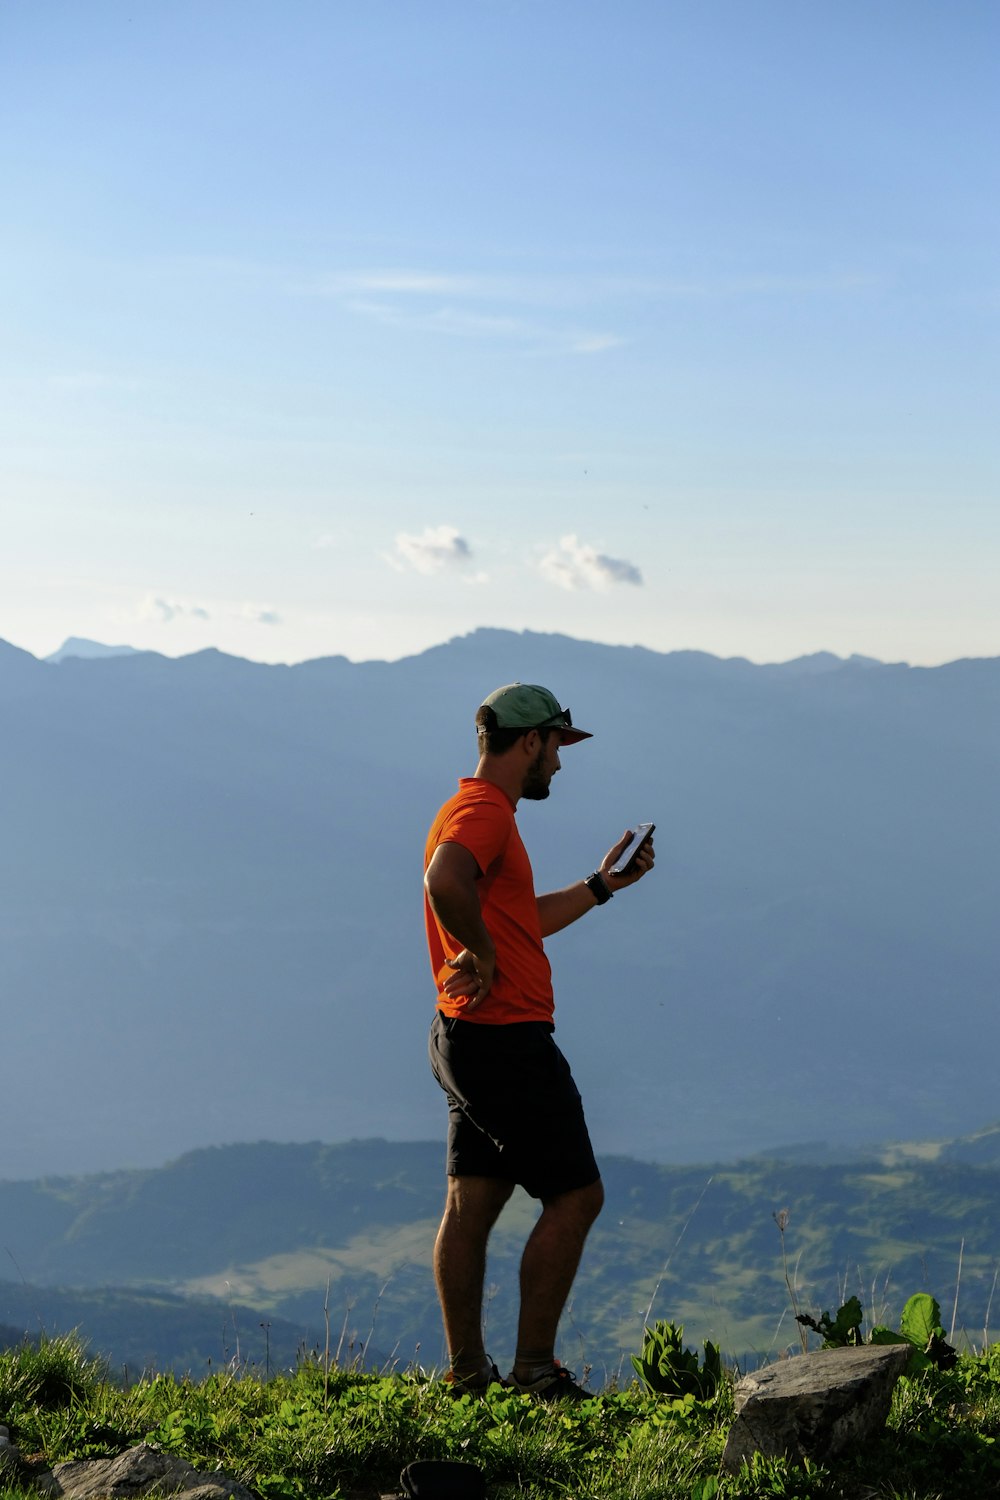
[390,525,473,575]
[138,596,280,626]
[239,605,282,625]
[140,595,212,623]
[329,271,495,297]
[296,266,624,356]
[571,333,625,355]
[345,297,529,341]
[308,267,876,306]
[343,296,621,355]
[538,534,643,592]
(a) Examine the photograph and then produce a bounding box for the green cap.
[479,683,592,744]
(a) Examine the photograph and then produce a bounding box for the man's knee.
[577,1176,605,1226]
[543,1176,604,1228]
[443,1174,515,1232]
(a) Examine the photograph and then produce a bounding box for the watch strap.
[585,871,613,905]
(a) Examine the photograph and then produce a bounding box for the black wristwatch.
[584,871,613,906]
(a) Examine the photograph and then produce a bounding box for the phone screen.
[610,822,655,876]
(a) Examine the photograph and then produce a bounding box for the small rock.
[34,1443,259,1500]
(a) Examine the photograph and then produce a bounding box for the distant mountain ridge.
[2,1130,1000,1377]
[8,632,913,673]
[45,637,141,663]
[1,626,997,1179]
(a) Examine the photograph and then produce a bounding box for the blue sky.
[2,0,997,665]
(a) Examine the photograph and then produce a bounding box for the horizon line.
[0,625,969,674]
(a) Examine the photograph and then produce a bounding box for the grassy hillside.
[3,1134,1000,1379]
[2,1333,1000,1500]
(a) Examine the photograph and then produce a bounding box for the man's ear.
[520,729,541,754]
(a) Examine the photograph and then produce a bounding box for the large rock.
[723,1344,913,1471]
[36,1444,259,1500]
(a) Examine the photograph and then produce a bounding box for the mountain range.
[1,628,997,1179]
[3,1130,1000,1379]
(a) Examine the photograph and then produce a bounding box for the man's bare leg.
[512,1178,605,1382]
[433,1174,514,1378]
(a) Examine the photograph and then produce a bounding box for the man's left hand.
[599,829,656,894]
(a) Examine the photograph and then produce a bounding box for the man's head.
[475,683,592,801]
[475,683,592,752]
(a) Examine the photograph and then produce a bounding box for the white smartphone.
[609,822,655,876]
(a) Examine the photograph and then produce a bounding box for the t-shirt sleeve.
[436,797,510,876]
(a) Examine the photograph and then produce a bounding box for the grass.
[1,1333,999,1499]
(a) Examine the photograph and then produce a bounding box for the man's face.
[521,731,562,801]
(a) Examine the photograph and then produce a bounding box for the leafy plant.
[795,1290,958,1372]
[631,1320,722,1399]
[794,1295,864,1348]
[145,1405,222,1453]
[870,1292,958,1372]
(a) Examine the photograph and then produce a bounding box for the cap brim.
[557,727,593,745]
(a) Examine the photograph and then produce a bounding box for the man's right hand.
[442,948,495,1011]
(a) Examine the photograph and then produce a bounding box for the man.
[423,681,655,1399]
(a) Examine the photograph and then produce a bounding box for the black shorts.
[428,1011,600,1201]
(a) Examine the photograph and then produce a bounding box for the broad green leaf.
[869,1326,911,1346]
[900,1293,944,1348]
[831,1296,863,1341]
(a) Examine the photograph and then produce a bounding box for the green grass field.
[2,1332,1000,1500]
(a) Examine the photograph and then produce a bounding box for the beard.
[521,744,552,801]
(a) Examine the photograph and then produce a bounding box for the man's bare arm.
[424,841,496,1009]
[536,829,656,937]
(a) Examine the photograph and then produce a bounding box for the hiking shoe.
[507,1359,589,1401]
[443,1359,502,1397]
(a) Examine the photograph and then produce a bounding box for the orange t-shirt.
[424,778,554,1025]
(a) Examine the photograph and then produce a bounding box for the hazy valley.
[3,1131,1000,1378]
